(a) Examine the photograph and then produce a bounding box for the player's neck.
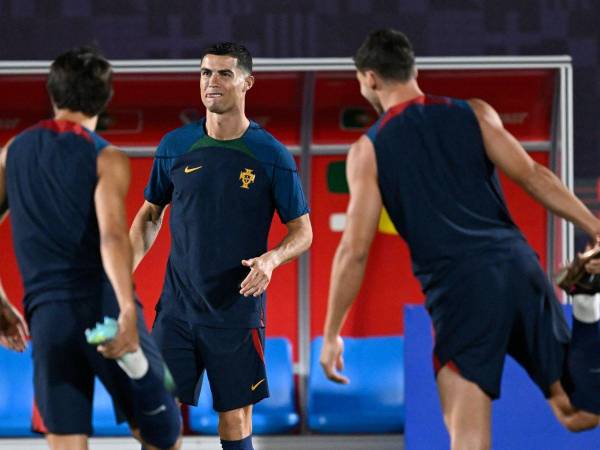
[380,80,424,113]
[205,111,250,141]
[53,109,98,131]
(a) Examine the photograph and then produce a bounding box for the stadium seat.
[0,346,130,437]
[307,336,405,433]
[404,304,600,450]
[0,346,35,436]
[92,378,130,436]
[189,337,300,434]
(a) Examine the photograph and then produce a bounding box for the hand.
[583,235,600,275]
[240,253,276,297]
[320,335,349,384]
[0,301,29,352]
[98,306,139,359]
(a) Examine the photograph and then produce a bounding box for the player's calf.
[219,406,254,450]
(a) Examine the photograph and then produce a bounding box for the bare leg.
[437,365,492,450]
[547,381,600,432]
[218,405,253,441]
[46,434,88,450]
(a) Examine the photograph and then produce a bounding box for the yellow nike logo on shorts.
[184,165,203,174]
[251,378,265,391]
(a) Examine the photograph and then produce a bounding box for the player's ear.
[365,70,378,90]
[244,74,255,92]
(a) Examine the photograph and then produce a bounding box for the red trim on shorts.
[31,400,48,434]
[430,321,461,376]
[34,119,93,142]
[433,353,461,376]
[378,95,452,131]
[251,329,264,362]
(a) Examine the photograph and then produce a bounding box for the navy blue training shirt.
[367,95,528,292]
[6,120,110,313]
[144,119,309,328]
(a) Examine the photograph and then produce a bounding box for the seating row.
[0,336,405,436]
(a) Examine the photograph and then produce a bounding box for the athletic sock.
[221,435,254,450]
[567,292,600,414]
[117,347,150,379]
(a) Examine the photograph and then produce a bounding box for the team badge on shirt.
[240,168,256,189]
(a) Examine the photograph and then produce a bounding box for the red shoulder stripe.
[33,119,93,143]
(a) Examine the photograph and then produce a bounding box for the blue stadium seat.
[307,336,405,433]
[92,378,130,436]
[0,347,138,437]
[0,346,35,436]
[404,304,600,450]
[189,337,300,434]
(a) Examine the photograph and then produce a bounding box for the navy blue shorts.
[426,248,570,399]
[152,312,269,411]
[29,284,167,435]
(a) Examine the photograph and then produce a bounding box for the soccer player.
[130,42,312,450]
[0,47,181,450]
[320,29,600,450]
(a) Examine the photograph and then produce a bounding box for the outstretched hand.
[0,301,29,352]
[240,254,276,297]
[320,335,350,384]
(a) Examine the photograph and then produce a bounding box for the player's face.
[356,70,384,115]
[200,54,252,114]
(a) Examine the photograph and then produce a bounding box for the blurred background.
[0,0,598,187]
[0,1,599,448]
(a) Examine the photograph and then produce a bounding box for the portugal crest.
[239,168,255,189]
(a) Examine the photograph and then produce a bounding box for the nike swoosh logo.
[251,378,265,391]
[142,404,167,416]
[184,165,203,174]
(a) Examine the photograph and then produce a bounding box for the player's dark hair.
[47,47,113,117]
[201,42,253,74]
[354,29,415,82]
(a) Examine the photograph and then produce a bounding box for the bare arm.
[129,200,167,271]
[469,98,600,241]
[0,139,12,221]
[240,213,312,297]
[94,146,138,358]
[320,135,382,383]
[0,140,29,352]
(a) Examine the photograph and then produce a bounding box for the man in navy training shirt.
[130,42,312,450]
[0,47,181,450]
[320,29,600,450]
